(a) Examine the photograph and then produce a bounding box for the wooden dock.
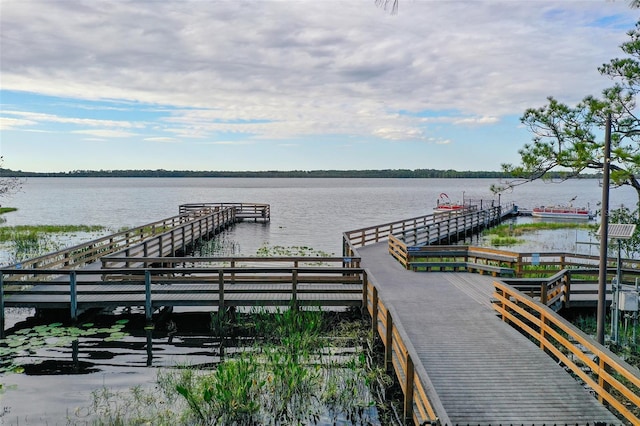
[357,242,623,425]
[2,202,639,425]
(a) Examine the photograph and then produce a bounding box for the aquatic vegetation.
[256,243,334,257]
[488,236,523,246]
[0,225,106,242]
[77,310,388,425]
[0,320,129,376]
[486,222,595,238]
[0,225,107,264]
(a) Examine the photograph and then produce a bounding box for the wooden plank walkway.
[357,242,621,425]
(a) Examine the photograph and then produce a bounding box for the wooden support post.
[371,286,379,342]
[597,357,611,406]
[0,273,4,339]
[362,271,368,316]
[292,269,298,310]
[404,353,415,423]
[70,271,78,322]
[218,270,225,313]
[539,312,546,351]
[145,270,152,323]
[564,274,571,308]
[385,312,393,373]
[541,282,548,305]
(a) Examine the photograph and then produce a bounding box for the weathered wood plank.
[357,242,621,425]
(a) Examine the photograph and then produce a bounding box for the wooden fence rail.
[0,265,365,336]
[100,256,361,269]
[5,214,193,272]
[364,277,450,425]
[100,208,237,268]
[493,281,640,425]
[5,203,271,273]
[179,202,270,221]
[343,207,503,251]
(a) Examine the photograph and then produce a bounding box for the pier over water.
[1,202,638,425]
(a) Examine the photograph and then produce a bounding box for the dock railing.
[3,213,199,272]
[100,208,237,268]
[179,202,270,221]
[0,260,365,335]
[493,281,640,425]
[364,273,451,425]
[344,218,455,424]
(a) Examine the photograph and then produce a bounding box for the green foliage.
[0,225,105,242]
[605,205,640,258]
[488,236,522,246]
[487,221,594,237]
[0,224,106,264]
[80,311,387,425]
[0,207,17,215]
[483,222,594,247]
[500,20,640,208]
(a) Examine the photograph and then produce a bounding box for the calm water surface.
[0,177,636,424]
[2,177,634,255]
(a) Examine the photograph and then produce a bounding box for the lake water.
[1,177,635,256]
[0,177,636,424]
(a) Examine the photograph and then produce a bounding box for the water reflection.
[1,310,390,425]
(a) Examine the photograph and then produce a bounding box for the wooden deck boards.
[357,242,621,425]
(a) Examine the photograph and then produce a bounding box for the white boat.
[531,205,594,220]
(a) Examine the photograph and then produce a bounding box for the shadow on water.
[1,308,401,425]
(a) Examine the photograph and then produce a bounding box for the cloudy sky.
[0,1,637,173]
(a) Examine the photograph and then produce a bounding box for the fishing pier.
[1,202,639,425]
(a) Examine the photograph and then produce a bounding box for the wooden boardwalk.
[2,203,637,424]
[357,242,622,425]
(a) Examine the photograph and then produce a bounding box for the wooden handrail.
[1,266,366,332]
[493,281,640,424]
[364,273,450,425]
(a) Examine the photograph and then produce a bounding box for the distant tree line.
[0,168,600,179]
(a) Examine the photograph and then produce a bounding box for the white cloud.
[3,110,144,129]
[0,116,36,130]
[0,1,636,152]
[72,129,138,138]
[144,137,180,143]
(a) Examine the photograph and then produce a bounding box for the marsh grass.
[483,222,596,247]
[488,222,596,237]
[78,308,388,425]
[0,207,17,215]
[0,225,106,264]
[0,225,105,242]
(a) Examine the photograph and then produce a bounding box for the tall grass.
[78,308,388,425]
[0,225,105,264]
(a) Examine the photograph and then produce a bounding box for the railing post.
[541,281,548,305]
[564,273,571,308]
[292,269,298,310]
[404,353,415,423]
[539,312,546,351]
[218,270,225,313]
[145,270,152,323]
[371,286,378,341]
[385,311,393,373]
[361,271,368,316]
[0,273,5,339]
[70,271,77,322]
[597,357,609,405]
